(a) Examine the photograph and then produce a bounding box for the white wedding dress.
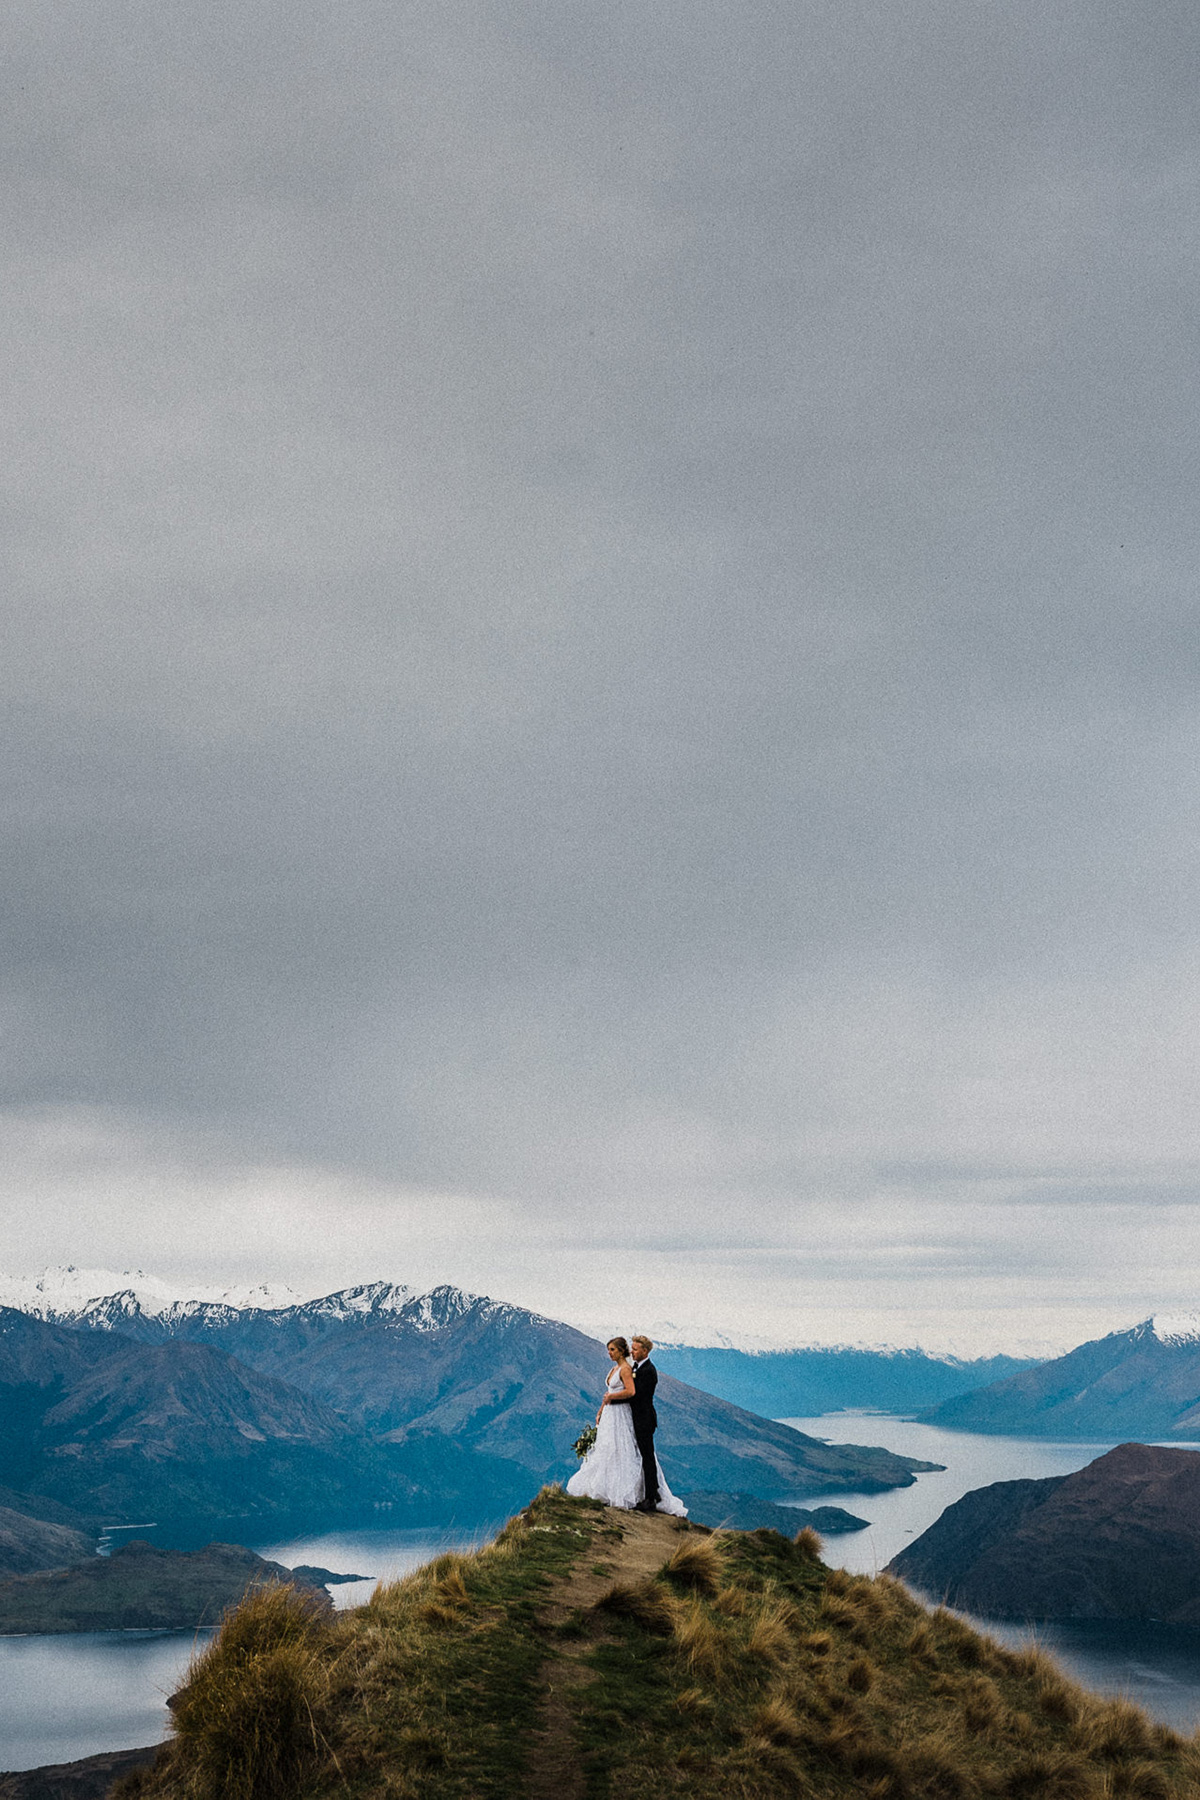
[566,1368,688,1515]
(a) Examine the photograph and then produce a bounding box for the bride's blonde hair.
[607,1335,631,1360]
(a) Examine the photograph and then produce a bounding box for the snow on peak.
[0,1265,179,1317]
[405,1285,480,1330]
[304,1282,415,1319]
[0,1265,306,1321]
[1149,1313,1200,1346]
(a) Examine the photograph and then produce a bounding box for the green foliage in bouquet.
[572,1422,597,1460]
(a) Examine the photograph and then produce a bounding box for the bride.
[566,1336,687,1515]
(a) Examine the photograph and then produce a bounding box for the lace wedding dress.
[566,1368,688,1515]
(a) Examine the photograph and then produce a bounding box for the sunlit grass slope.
[121,1486,1200,1800]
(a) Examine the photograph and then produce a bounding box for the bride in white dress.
[566,1337,687,1515]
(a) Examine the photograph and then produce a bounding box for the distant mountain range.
[657,1344,1038,1417]
[889,1442,1200,1622]
[920,1315,1200,1439]
[0,1275,942,1540]
[0,1305,531,1532]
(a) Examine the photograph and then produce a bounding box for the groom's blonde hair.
[632,1334,653,1353]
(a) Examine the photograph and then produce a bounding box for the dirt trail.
[523,1505,691,1799]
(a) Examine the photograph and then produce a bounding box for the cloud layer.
[4,1,1200,1349]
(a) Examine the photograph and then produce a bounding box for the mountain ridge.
[0,1290,939,1540]
[920,1316,1200,1438]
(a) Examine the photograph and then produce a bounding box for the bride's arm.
[602,1359,637,1407]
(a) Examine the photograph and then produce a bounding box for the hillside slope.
[889,1441,1200,1623]
[121,1486,1200,1800]
[921,1316,1200,1438]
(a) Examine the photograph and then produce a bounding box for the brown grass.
[594,1577,678,1635]
[673,1593,736,1680]
[663,1534,726,1593]
[793,1525,823,1562]
[167,1583,335,1800]
[124,1486,1200,1800]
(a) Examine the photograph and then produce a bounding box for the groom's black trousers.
[633,1412,659,1505]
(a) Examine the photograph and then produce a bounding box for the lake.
[0,1524,493,1771]
[6,1423,1200,1768]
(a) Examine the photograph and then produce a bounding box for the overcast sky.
[3,1,1199,1353]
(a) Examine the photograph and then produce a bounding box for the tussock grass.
[594,1577,679,1635]
[663,1534,726,1593]
[166,1582,335,1800]
[126,1485,1200,1800]
[793,1524,823,1561]
[673,1593,736,1678]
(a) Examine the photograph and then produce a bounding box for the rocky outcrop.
[888,1442,1200,1621]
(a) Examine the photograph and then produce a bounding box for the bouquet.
[572,1422,597,1460]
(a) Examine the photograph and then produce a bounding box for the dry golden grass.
[752,1695,807,1745]
[167,1582,337,1800]
[594,1576,679,1635]
[663,1533,726,1593]
[745,1593,802,1665]
[712,1581,750,1617]
[121,1486,1200,1800]
[673,1592,737,1680]
[793,1524,823,1562]
[845,1653,875,1693]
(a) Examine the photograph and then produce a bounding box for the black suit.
[628,1358,659,1506]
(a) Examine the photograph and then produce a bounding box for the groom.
[610,1333,660,1513]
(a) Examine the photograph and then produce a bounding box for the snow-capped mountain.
[0,1267,558,1349]
[0,1270,938,1510]
[0,1264,305,1322]
[921,1315,1200,1438]
[1149,1313,1200,1347]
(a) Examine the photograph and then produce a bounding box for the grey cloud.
[3,1,1200,1343]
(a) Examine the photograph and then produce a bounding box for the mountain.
[0,1507,93,1579]
[118,1485,1200,1800]
[888,1442,1200,1622]
[0,1539,331,1633]
[920,1315,1200,1438]
[0,1265,305,1321]
[0,1308,530,1530]
[657,1343,1040,1417]
[196,1283,938,1496]
[4,1279,941,1499]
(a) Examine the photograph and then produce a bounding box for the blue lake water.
[0,1525,489,1771]
[6,1424,1200,1768]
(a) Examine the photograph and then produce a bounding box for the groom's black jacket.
[629,1357,658,1430]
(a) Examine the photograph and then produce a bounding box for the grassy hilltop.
[122,1488,1200,1800]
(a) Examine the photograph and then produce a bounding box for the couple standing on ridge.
[566,1334,687,1516]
